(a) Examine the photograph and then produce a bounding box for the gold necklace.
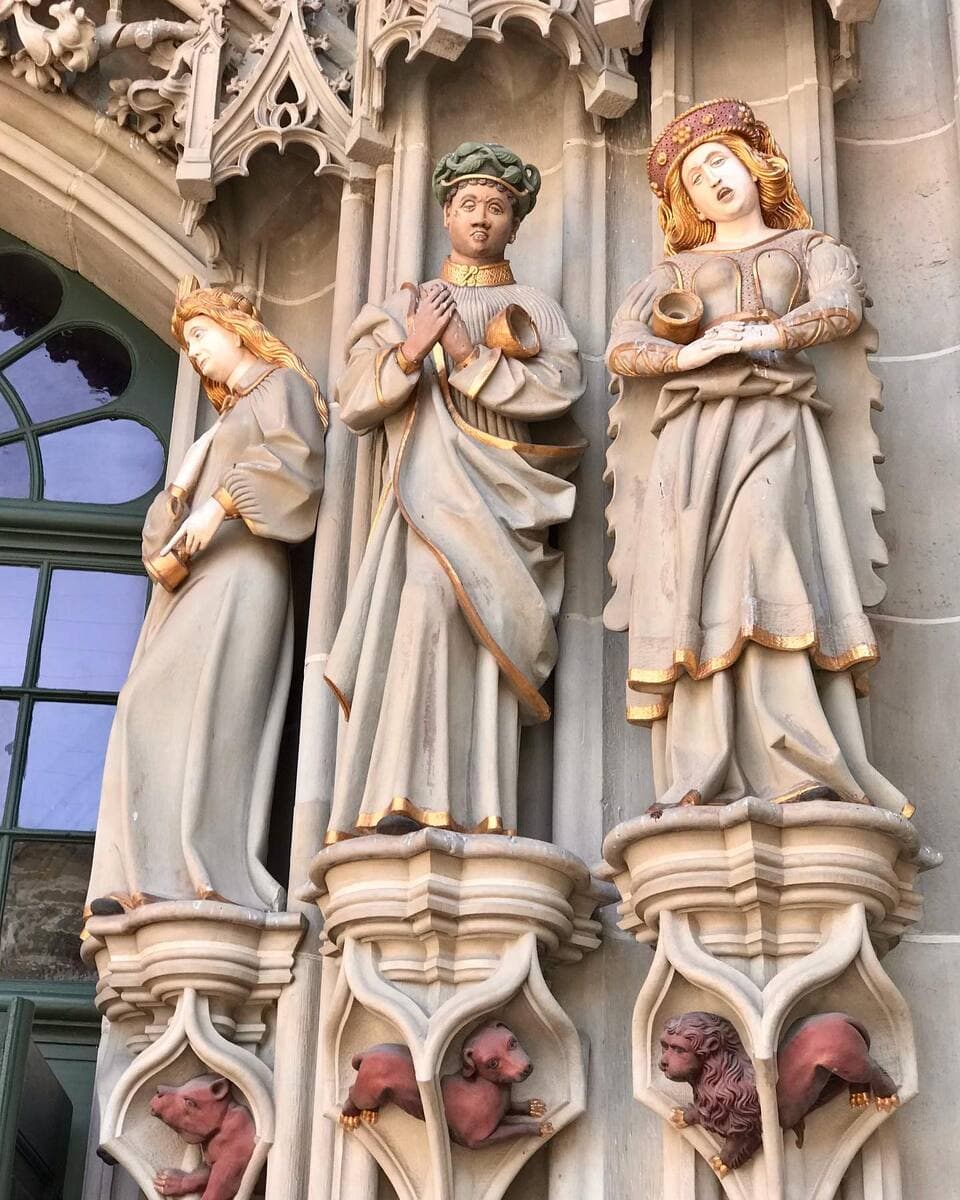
[440,258,515,287]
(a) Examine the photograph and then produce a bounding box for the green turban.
[432,142,542,221]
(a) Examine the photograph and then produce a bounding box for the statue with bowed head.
[605,99,914,819]
[86,280,326,916]
[323,141,584,843]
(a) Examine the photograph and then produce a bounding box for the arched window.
[0,231,176,986]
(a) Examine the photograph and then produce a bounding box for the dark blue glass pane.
[0,252,62,355]
[0,564,38,686]
[39,569,147,691]
[40,419,164,503]
[0,439,30,498]
[18,701,114,831]
[5,327,132,422]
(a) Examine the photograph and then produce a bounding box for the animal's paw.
[849,1091,870,1109]
[669,1106,688,1129]
[538,1121,554,1137]
[361,1109,379,1125]
[339,1112,361,1131]
[528,1098,547,1118]
[876,1094,900,1113]
[153,1170,192,1197]
[709,1155,729,1179]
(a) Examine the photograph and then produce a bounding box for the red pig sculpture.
[340,1022,553,1149]
[149,1074,256,1200]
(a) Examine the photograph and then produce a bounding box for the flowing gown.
[86,362,325,910]
[606,229,910,815]
[324,269,583,840]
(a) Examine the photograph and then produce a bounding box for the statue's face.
[444,182,516,262]
[659,1031,701,1082]
[680,140,760,226]
[183,316,246,382]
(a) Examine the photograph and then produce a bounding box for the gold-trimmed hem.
[439,258,515,287]
[626,699,670,725]
[627,632,879,689]
[330,795,516,837]
[374,346,392,407]
[212,486,240,519]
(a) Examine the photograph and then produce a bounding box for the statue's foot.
[876,1094,900,1113]
[709,1156,729,1179]
[88,896,126,917]
[360,1109,379,1125]
[376,813,423,835]
[849,1091,870,1109]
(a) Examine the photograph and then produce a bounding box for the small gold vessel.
[145,539,192,592]
[485,304,541,360]
[651,290,704,344]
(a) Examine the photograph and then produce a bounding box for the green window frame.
[0,229,177,1008]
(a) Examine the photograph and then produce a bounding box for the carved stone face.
[680,140,760,226]
[659,1032,701,1083]
[443,182,516,262]
[183,315,246,383]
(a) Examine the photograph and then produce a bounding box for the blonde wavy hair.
[172,278,328,428]
[658,133,812,256]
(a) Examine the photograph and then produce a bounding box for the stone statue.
[340,1022,552,1149]
[150,1074,256,1199]
[323,141,584,841]
[86,280,326,915]
[660,1010,899,1177]
[604,98,913,818]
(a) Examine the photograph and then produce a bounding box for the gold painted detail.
[395,343,421,375]
[212,486,240,519]
[773,307,857,351]
[374,346,392,406]
[608,340,681,377]
[485,304,541,360]
[327,795,517,837]
[626,699,670,725]
[627,633,879,689]
[440,258,515,288]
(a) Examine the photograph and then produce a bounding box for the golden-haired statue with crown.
[604,99,913,819]
[85,280,327,917]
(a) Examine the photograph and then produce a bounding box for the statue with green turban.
[324,141,584,841]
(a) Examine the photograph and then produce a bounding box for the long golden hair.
[171,278,328,428]
[658,133,812,256]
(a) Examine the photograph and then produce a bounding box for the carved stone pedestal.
[81,902,304,1200]
[601,800,938,1200]
[301,830,615,1200]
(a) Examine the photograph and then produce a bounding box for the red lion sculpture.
[659,1011,899,1177]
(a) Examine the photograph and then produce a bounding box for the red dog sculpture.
[660,1011,899,1178]
[149,1074,256,1200]
[340,1022,553,1149]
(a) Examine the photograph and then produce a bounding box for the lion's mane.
[664,1012,760,1137]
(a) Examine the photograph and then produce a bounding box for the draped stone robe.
[325,270,583,839]
[87,363,325,911]
[606,230,910,815]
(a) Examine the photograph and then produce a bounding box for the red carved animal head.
[659,1013,760,1138]
[149,1074,231,1143]
[461,1023,533,1085]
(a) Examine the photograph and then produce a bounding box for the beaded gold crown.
[647,98,770,198]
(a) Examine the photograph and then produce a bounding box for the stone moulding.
[601,799,938,1200]
[81,901,304,1200]
[301,829,617,1200]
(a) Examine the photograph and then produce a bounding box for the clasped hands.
[400,280,476,368]
[675,318,781,372]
